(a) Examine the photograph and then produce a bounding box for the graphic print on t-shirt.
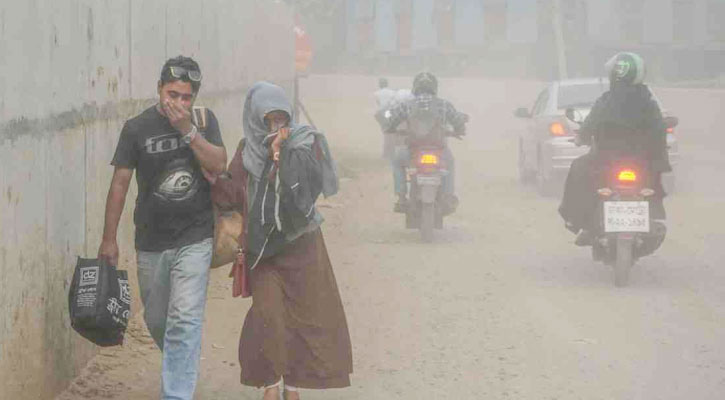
[143,133,203,205]
[152,157,201,205]
[145,133,181,154]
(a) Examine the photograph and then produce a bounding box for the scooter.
[591,159,666,286]
[565,109,678,286]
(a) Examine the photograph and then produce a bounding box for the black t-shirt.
[111,105,225,251]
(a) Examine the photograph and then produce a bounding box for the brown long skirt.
[239,229,353,389]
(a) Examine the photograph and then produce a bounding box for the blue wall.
[374,0,398,52]
[455,0,485,47]
[412,0,437,50]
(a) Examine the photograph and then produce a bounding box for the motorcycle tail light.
[617,169,637,182]
[666,127,674,134]
[549,122,566,136]
[420,154,439,165]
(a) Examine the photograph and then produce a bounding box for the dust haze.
[58,1,725,399]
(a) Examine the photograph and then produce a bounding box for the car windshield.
[558,82,607,109]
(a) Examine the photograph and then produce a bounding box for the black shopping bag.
[68,257,130,347]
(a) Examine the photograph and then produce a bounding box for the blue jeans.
[392,146,455,196]
[137,238,212,400]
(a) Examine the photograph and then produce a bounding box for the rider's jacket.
[385,94,467,147]
[580,84,671,173]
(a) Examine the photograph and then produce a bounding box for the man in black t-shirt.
[98,56,226,400]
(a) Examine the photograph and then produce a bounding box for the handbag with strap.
[209,139,251,297]
[209,141,246,270]
[210,203,243,269]
[191,106,244,270]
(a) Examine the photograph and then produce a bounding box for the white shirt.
[395,89,413,105]
[374,87,397,111]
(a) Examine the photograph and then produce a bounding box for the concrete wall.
[0,1,295,399]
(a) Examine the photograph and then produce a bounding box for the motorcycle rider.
[384,72,468,213]
[374,77,396,111]
[559,52,671,245]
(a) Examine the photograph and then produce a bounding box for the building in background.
[334,0,725,80]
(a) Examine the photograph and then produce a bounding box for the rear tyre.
[614,236,634,287]
[518,140,535,184]
[536,156,554,197]
[420,203,435,243]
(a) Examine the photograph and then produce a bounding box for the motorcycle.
[566,109,677,286]
[591,159,667,286]
[382,100,467,242]
[405,144,449,242]
[390,123,462,242]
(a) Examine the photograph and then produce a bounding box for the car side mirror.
[565,108,584,124]
[514,107,530,118]
[663,116,679,129]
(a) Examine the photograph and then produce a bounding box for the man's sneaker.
[575,230,594,247]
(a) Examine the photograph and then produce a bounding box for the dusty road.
[57,75,725,399]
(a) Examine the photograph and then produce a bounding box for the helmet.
[412,72,438,96]
[378,77,389,89]
[605,52,646,86]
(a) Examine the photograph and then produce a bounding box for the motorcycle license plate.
[603,201,650,233]
[417,175,441,185]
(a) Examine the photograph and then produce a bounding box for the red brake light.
[666,127,674,134]
[549,122,566,136]
[618,170,637,182]
[420,154,439,165]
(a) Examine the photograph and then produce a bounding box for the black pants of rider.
[558,152,666,234]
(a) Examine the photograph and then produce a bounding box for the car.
[514,78,679,196]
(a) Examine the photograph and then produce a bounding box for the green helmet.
[605,52,646,86]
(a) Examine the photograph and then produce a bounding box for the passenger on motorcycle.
[374,77,399,160]
[559,52,671,245]
[384,72,468,213]
[374,77,396,110]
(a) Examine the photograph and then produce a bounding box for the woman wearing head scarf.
[231,81,352,400]
[559,52,671,245]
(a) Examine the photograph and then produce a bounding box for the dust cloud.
[56,1,725,399]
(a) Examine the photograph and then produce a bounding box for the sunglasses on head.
[168,66,202,82]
